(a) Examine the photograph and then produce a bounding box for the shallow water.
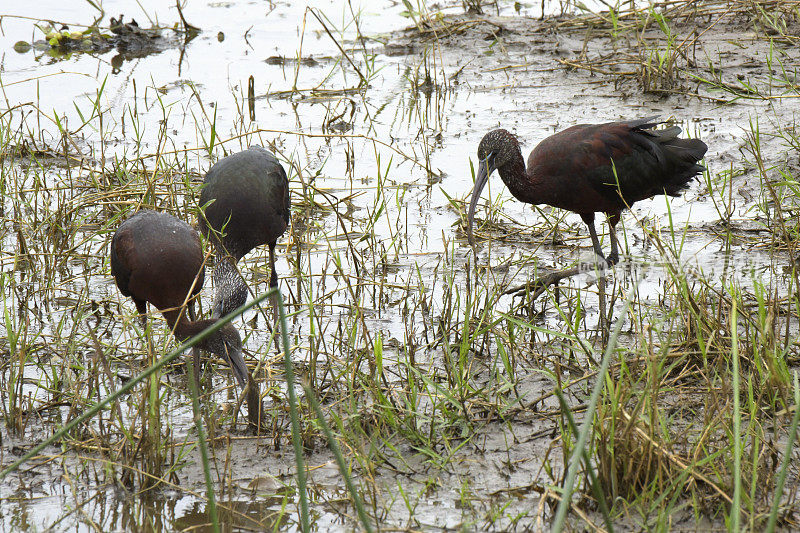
[2,0,800,530]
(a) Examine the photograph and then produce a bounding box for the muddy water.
[2,0,800,530]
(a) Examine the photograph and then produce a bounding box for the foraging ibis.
[110,209,248,388]
[198,146,290,319]
[467,117,708,264]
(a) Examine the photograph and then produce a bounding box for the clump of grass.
[637,9,683,93]
[10,1,800,530]
[593,362,681,504]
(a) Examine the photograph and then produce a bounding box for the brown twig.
[175,1,200,34]
[502,266,583,299]
[307,8,366,86]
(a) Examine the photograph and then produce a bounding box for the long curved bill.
[467,158,492,247]
[227,347,249,389]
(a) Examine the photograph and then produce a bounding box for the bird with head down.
[110,209,249,388]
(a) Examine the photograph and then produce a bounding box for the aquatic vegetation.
[2,0,800,530]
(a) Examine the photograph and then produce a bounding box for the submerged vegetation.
[2,0,800,530]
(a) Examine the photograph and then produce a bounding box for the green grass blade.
[552,282,638,532]
[765,373,800,533]
[0,291,273,480]
[277,292,310,532]
[303,382,374,532]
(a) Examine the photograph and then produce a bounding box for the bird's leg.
[133,299,153,362]
[245,373,264,433]
[186,302,205,387]
[191,347,202,392]
[268,243,281,351]
[598,274,609,344]
[580,213,609,268]
[606,212,621,266]
[134,299,148,331]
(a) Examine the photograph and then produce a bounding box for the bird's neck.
[212,257,248,319]
[497,148,537,204]
[164,310,218,352]
[497,150,554,206]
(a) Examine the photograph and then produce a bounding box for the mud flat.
[1,0,800,530]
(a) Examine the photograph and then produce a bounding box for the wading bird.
[110,209,248,388]
[467,117,708,265]
[198,146,290,320]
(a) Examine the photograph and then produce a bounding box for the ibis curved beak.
[211,299,226,320]
[226,346,249,389]
[467,156,495,247]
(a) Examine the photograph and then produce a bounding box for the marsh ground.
[1,0,800,530]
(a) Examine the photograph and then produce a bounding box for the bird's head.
[206,322,248,388]
[468,129,519,247]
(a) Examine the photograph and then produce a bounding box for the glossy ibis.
[467,117,708,265]
[198,146,290,320]
[110,210,249,388]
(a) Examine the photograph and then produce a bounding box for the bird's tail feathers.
[664,164,705,196]
[656,126,682,141]
[629,116,662,131]
[661,137,708,196]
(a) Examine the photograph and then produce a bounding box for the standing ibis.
[467,117,708,265]
[198,146,290,320]
[110,209,249,388]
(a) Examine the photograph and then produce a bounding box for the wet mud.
[2,0,800,530]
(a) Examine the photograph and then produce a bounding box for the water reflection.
[3,487,290,531]
[174,498,288,532]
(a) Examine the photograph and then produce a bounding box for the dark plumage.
[198,146,290,319]
[467,117,708,264]
[110,210,248,388]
